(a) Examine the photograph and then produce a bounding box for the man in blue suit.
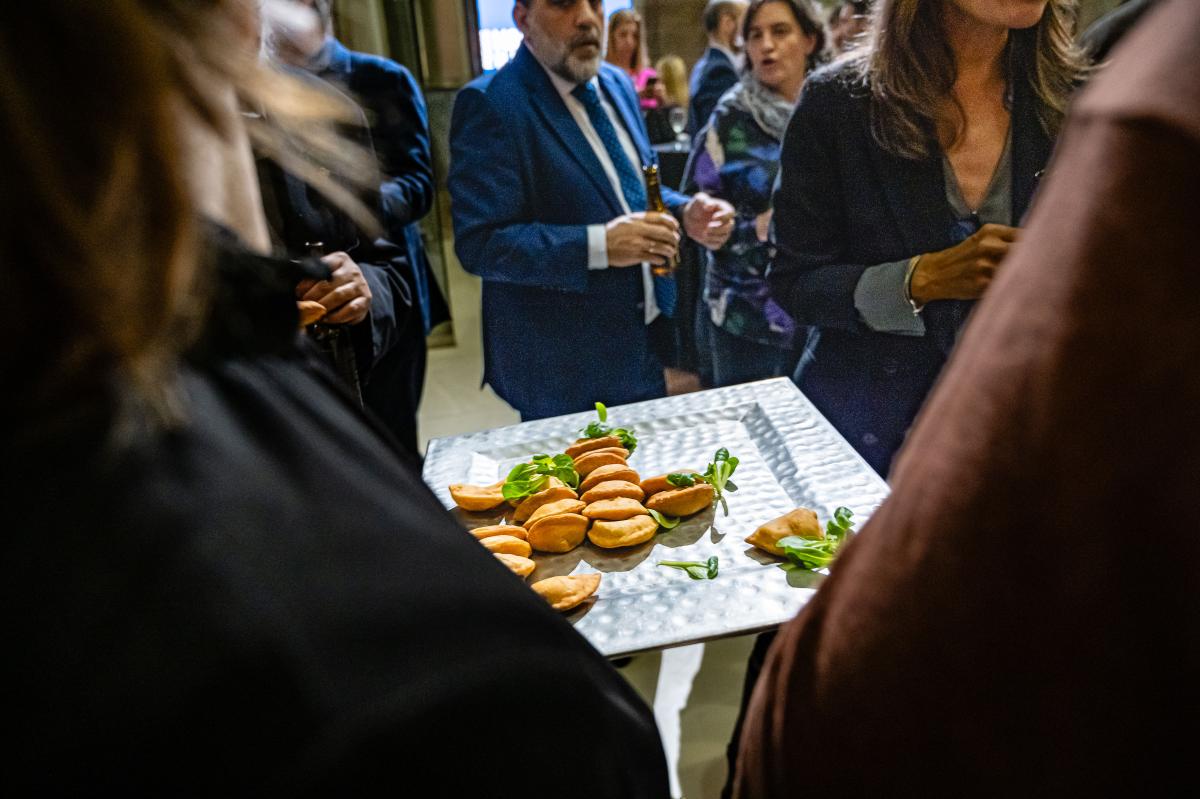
[450,0,734,421]
[688,0,747,137]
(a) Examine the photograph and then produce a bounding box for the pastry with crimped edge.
[588,516,658,549]
[531,573,601,611]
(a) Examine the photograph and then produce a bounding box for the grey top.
[853,134,1014,335]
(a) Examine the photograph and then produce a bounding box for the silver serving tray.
[423,378,889,658]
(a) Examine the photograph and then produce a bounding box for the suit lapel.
[599,68,653,170]
[514,47,623,215]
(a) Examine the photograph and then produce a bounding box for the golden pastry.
[511,482,579,523]
[587,516,658,549]
[494,553,536,578]
[508,475,567,508]
[523,498,587,528]
[449,480,507,512]
[745,508,821,557]
[297,300,326,326]
[530,573,601,611]
[479,535,533,558]
[573,449,629,477]
[526,513,589,553]
[582,497,650,521]
[565,435,623,459]
[640,471,698,498]
[580,480,645,504]
[469,524,529,541]
[645,483,715,517]
[579,464,641,493]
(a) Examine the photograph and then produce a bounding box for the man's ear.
[513,1,529,34]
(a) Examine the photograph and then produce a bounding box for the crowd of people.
[6,0,1199,794]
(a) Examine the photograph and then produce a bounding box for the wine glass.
[668,106,688,147]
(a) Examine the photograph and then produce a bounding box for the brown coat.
[734,2,1200,795]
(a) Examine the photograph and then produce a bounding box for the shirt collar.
[711,42,742,70]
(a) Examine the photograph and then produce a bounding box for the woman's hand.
[910,223,1018,304]
[755,210,774,243]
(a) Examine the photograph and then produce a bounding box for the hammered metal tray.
[423,378,890,658]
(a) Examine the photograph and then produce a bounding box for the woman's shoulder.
[800,57,870,108]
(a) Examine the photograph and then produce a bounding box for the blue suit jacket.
[449,46,689,418]
[688,46,738,137]
[319,38,449,332]
[770,62,1054,476]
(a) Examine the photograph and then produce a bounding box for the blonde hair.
[0,0,376,432]
[655,55,690,107]
[849,0,1087,160]
[606,8,648,72]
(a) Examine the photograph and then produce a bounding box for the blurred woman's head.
[852,0,1086,159]
[655,55,690,107]
[742,0,825,99]
[606,9,646,73]
[0,0,373,429]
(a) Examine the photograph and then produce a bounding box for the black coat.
[5,233,669,797]
[769,62,1053,475]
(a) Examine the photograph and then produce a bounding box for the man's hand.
[605,212,681,267]
[683,192,735,251]
[296,251,372,325]
[910,224,1019,305]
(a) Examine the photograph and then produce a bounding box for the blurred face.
[949,0,1047,29]
[515,0,604,84]
[832,4,870,52]
[747,3,815,94]
[722,4,749,51]
[611,20,638,64]
[267,0,326,67]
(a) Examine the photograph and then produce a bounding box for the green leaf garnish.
[501,453,580,502]
[698,448,740,516]
[666,472,696,488]
[647,509,681,529]
[779,508,857,570]
[657,556,718,580]
[578,402,638,454]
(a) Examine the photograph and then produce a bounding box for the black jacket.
[5,233,669,797]
[688,46,738,137]
[770,61,1054,475]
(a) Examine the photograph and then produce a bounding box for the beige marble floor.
[417,263,754,799]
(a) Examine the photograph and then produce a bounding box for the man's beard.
[526,25,602,84]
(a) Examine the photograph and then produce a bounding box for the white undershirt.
[543,65,659,325]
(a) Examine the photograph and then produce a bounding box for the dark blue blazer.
[688,46,738,137]
[449,45,689,418]
[319,38,448,332]
[770,62,1054,475]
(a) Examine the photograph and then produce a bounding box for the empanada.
[494,553,536,578]
[640,471,699,498]
[645,483,715,517]
[523,498,587,528]
[745,508,821,557]
[449,480,507,512]
[526,513,589,553]
[583,497,650,521]
[530,573,601,611]
[297,300,326,326]
[573,449,629,477]
[512,483,579,523]
[580,480,645,504]
[587,516,658,549]
[565,435,623,459]
[579,464,641,493]
[470,524,528,541]
[480,534,533,558]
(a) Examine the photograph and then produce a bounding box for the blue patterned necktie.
[572,81,676,317]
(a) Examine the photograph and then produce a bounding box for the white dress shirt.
[543,65,660,325]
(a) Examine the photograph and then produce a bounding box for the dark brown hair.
[742,0,828,73]
[849,0,1087,160]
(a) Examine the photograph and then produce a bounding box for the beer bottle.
[642,163,678,277]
